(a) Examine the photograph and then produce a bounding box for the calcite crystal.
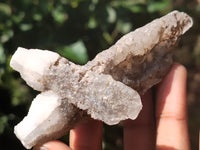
[10,11,193,149]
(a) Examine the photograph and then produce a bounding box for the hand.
[33,63,190,150]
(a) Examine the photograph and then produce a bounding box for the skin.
[33,63,190,150]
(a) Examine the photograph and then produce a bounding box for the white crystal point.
[14,91,71,149]
[10,47,60,91]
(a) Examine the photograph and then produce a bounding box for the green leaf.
[0,29,13,43]
[116,20,132,34]
[0,45,6,64]
[147,0,171,13]
[103,32,113,44]
[88,16,98,29]
[58,41,88,65]
[12,12,25,24]
[52,5,68,24]
[0,45,5,83]
[33,13,43,21]
[112,0,146,13]
[0,3,11,16]
[19,24,33,31]
[7,77,31,107]
[61,0,68,4]
[125,4,145,13]
[111,0,146,7]
[0,114,15,134]
[0,115,8,134]
[107,6,116,23]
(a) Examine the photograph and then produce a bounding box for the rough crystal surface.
[45,58,142,125]
[10,10,193,149]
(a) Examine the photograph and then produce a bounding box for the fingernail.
[33,145,48,150]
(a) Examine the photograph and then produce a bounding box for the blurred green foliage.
[0,0,199,149]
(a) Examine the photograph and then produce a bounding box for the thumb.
[33,140,72,150]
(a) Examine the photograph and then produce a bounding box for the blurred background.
[0,0,199,149]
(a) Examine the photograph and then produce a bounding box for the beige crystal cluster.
[10,11,193,149]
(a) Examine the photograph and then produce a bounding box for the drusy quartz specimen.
[10,11,193,149]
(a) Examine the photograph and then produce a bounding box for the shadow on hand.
[157,145,178,150]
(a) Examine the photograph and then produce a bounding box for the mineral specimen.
[10,10,193,149]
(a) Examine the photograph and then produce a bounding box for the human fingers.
[156,63,190,150]
[33,140,72,150]
[123,90,156,150]
[70,119,103,150]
